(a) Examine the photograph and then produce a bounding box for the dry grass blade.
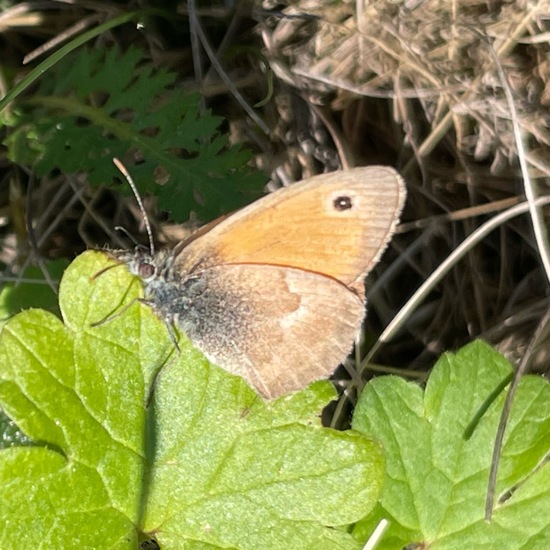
[485,303,550,520]
[365,195,550,365]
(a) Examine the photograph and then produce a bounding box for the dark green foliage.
[5,46,266,221]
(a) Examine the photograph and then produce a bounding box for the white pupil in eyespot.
[333,195,353,211]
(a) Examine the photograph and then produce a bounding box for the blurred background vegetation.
[1,0,549,406]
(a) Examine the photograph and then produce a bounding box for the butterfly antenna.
[112,158,155,255]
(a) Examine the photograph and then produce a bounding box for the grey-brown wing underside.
[175,264,365,398]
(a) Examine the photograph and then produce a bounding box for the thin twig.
[485,304,550,520]
[488,38,550,284]
[188,4,270,134]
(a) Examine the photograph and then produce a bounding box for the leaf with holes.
[4,46,265,221]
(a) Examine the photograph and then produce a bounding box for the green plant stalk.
[0,9,166,115]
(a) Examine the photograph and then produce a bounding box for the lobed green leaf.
[352,340,550,549]
[0,251,384,549]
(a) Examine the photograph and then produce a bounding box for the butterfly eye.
[138,262,156,278]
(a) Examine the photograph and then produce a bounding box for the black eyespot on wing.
[333,195,353,211]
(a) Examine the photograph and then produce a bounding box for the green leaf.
[5,46,266,220]
[0,259,68,328]
[0,251,384,549]
[352,341,550,549]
